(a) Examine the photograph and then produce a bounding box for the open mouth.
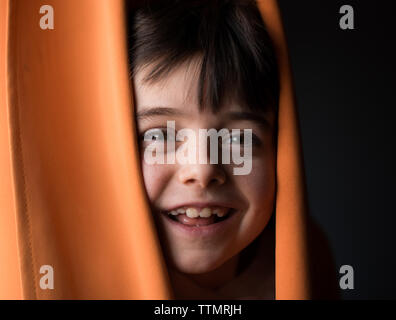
[161,206,235,227]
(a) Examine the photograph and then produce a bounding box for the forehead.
[133,59,201,113]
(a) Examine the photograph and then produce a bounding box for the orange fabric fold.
[1,0,172,299]
[257,0,311,299]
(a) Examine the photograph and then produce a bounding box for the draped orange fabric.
[0,0,312,299]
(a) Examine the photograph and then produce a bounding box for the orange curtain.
[257,0,311,299]
[0,0,312,299]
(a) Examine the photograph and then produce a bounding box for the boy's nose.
[177,163,226,189]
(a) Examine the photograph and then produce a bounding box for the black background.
[278,0,395,299]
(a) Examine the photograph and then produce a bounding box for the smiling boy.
[128,0,279,299]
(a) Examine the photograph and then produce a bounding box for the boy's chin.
[170,253,227,275]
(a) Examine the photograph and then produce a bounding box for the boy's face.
[134,60,276,275]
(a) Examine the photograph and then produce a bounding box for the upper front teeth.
[199,208,211,217]
[167,207,229,218]
[186,208,199,218]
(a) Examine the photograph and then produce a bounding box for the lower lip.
[159,209,240,238]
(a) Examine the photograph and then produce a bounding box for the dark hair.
[127,0,279,114]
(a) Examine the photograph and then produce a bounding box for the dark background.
[278,0,395,299]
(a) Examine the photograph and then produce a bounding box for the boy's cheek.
[236,168,275,241]
[238,157,275,192]
[141,163,175,201]
[237,159,275,217]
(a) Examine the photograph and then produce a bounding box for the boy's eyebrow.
[136,108,271,128]
[136,107,186,120]
[224,111,271,128]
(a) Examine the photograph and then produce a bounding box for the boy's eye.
[140,128,178,155]
[223,132,262,147]
[146,129,164,141]
[142,128,174,143]
[229,135,243,144]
